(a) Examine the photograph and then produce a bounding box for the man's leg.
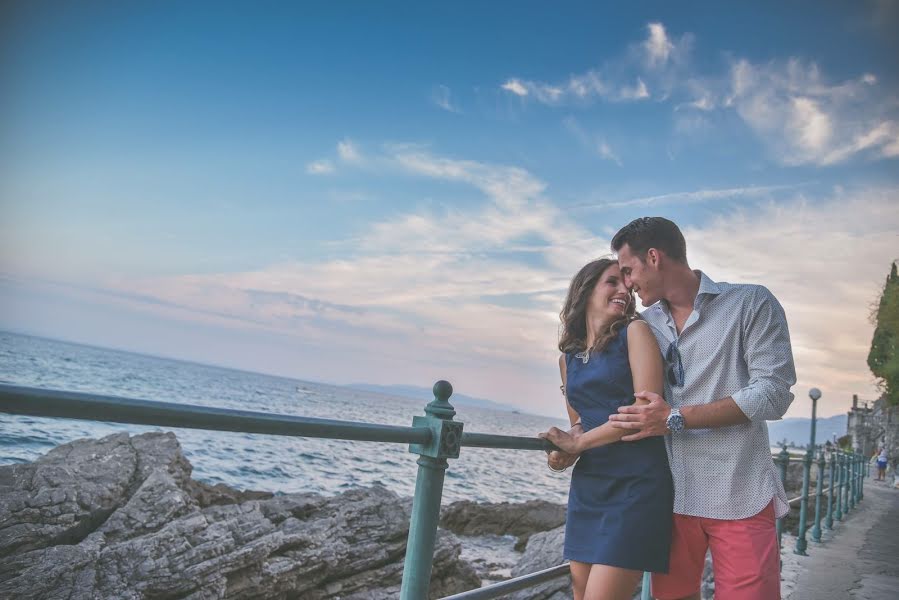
[705,500,780,600]
[651,513,707,600]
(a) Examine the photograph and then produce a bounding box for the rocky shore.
[0,432,480,599]
[0,432,804,599]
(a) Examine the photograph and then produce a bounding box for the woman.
[539,258,673,600]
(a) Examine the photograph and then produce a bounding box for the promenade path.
[782,480,899,600]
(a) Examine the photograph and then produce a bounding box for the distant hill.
[767,414,848,448]
[347,383,521,414]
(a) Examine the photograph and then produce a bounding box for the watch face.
[668,414,685,432]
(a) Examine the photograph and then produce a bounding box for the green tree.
[868,262,899,405]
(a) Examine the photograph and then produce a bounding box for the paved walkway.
[781,479,899,600]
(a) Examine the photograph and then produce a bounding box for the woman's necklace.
[575,349,590,364]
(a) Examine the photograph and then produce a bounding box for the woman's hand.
[539,427,582,454]
[547,450,578,471]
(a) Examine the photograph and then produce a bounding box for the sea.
[0,331,571,505]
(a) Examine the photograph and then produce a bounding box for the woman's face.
[586,264,631,321]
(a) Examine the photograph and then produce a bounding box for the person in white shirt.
[876,447,888,481]
[607,216,796,600]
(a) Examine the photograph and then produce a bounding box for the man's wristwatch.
[666,408,685,433]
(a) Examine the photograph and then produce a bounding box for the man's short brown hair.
[610,217,687,262]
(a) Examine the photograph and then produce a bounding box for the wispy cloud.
[431,84,461,113]
[305,159,335,175]
[500,23,691,105]
[501,79,529,97]
[563,117,623,166]
[337,139,362,162]
[725,59,899,165]
[571,184,805,209]
[500,21,899,167]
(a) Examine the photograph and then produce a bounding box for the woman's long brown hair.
[558,257,636,355]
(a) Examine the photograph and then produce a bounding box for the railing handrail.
[0,383,556,451]
[439,563,570,600]
[0,383,433,445]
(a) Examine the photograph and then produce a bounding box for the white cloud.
[305,160,335,175]
[501,79,529,96]
[644,22,675,68]
[337,139,361,162]
[562,117,622,166]
[570,184,806,211]
[498,22,899,167]
[725,58,898,165]
[499,22,691,105]
[431,84,460,113]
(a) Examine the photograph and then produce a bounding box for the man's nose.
[622,274,633,289]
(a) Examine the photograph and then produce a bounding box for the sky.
[1,1,898,419]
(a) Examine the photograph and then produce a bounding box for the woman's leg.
[569,560,592,600]
[583,564,643,600]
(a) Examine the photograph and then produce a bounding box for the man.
[608,217,796,600]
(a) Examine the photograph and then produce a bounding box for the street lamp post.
[794,387,821,555]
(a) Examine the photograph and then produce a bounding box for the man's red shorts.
[651,500,780,600]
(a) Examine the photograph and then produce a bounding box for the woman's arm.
[547,355,582,470]
[540,321,664,454]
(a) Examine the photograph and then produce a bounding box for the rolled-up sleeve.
[731,286,797,422]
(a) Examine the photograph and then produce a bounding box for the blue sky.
[2,1,898,418]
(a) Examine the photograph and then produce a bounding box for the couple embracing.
[539,217,796,600]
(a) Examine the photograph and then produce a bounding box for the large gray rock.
[508,526,571,600]
[0,432,479,599]
[440,499,566,550]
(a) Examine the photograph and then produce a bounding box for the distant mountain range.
[347,383,522,414]
[767,414,848,448]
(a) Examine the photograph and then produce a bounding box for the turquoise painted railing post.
[400,381,463,600]
[794,388,819,556]
[842,451,851,515]
[775,444,790,549]
[857,453,864,501]
[848,453,857,511]
[834,452,844,521]
[811,448,825,542]
[825,448,836,529]
[641,571,651,600]
[793,449,812,555]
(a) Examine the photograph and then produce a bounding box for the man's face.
[617,243,659,307]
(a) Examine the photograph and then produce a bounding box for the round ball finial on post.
[433,380,453,403]
[809,388,822,401]
[425,380,456,421]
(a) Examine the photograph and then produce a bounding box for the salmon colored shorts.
[651,500,780,600]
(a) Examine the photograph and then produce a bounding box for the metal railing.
[0,382,870,599]
[0,381,572,600]
[774,444,868,556]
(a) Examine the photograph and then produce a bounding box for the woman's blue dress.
[563,322,673,572]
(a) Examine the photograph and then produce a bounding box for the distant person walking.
[876,447,888,481]
[607,217,796,600]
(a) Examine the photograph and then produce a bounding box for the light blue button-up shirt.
[641,271,796,519]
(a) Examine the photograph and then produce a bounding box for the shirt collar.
[695,270,722,299]
[654,270,722,321]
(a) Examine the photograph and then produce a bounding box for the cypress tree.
[868,262,899,405]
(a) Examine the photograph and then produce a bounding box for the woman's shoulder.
[625,318,658,349]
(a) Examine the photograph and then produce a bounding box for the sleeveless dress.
[563,322,673,572]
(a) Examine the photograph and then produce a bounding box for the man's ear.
[646,248,660,267]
